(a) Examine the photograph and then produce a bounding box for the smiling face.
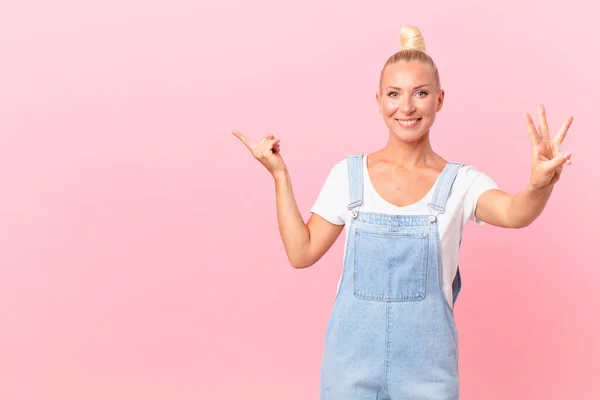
[376,60,444,144]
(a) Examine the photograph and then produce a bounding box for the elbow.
[503,216,534,229]
[510,222,530,229]
[519,219,534,229]
[288,256,314,269]
[289,260,312,269]
[502,208,536,229]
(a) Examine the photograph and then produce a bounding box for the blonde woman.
[233,26,572,399]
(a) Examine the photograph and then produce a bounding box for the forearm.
[272,170,312,267]
[505,184,554,228]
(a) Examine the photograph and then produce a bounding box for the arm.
[475,105,573,229]
[273,170,343,268]
[233,130,343,268]
[475,186,553,228]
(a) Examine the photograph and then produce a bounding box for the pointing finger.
[232,130,256,151]
[524,112,540,147]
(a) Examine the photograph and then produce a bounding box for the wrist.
[272,169,289,182]
[526,182,554,196]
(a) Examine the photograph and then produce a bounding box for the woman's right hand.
[232,130,344,269]
[232,131,287,176]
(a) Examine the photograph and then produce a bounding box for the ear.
[436,89,445,112]
[376,91,383,114]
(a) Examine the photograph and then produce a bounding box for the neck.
[380,131,437,169]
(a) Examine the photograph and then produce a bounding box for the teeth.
[398,119,419,126]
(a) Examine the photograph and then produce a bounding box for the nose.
[400,94,416,114]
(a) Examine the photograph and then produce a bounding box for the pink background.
[0,0,598,399]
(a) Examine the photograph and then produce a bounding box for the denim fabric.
[320,155,464,400]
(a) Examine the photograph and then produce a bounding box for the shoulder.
[311,157,352,224]
[325,154,365,178]
[452,163,498,203]
[324,157,349,179]
[454,164,496,187]
[317,157,352,191]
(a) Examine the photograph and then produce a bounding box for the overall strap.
[346,155,364,215]
[428,162,464,215]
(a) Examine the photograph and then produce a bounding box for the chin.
[390,129,428,143]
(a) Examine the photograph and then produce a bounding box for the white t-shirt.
[310,155,498,308]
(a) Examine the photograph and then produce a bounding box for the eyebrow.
[385,85,430,91]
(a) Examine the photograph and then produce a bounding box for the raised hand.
[525,105,573,189]
[232,131,286,176]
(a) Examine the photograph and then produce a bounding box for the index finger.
[232,130,256,150]
[524,112,540,146]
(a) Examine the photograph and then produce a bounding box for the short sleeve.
[310,160,348,226]
[462,167,499,225]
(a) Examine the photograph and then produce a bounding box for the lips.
[395,118,422,128]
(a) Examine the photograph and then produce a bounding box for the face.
[376,61,444,143]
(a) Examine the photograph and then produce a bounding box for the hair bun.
[399,26,426,52]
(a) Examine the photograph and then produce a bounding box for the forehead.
[381,61,436,88]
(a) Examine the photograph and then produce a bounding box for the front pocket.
[353,229,429,302]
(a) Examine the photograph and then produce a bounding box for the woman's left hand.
[525,105,573,190]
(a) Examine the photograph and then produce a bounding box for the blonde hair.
[380,26,441,89]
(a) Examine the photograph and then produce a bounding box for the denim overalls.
[320,155,464,399]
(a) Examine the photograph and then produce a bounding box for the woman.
[232,26,572,399]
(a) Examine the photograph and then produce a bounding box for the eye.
[388,91,398,98]
[415,91,428,98]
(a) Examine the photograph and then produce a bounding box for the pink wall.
[0,1,598,399]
